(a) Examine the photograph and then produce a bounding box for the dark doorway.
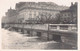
[21,29,22,32]
[52,34,62,42]
[21,29,24,34]
[37,32,41,37]
[15,28,18,32]
[27,31,30,34]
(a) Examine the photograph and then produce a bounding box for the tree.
[37,12,52,24]
[55,13,61,24]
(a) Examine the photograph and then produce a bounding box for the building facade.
[60,2,77,24]
[2,2,69,24]
[3,7,18,23]
[15,2,69,23]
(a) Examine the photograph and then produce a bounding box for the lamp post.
[31,20,33,36]
[47,13,51,41]
[20,18,24,34]
[29,18,33,36]
[22,20,24,34]
[47,23,49,41]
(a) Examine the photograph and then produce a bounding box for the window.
[27,31,30,34]
[65,14,66,16]
[29,13,32,18]
[68,14,70,16]
[37,32,41,37]
[34,12,36,16]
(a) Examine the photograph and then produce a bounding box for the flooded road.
[2,29,76,49]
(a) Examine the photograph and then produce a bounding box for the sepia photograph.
[0,0,79,50]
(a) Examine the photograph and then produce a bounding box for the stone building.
[2,7,18,28]
[2,7,18,24]
[15,2,69,23]
[60,2,77,24]
[2,2,69,24]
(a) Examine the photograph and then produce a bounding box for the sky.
[0,0,78,18]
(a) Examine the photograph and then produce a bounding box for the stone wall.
[61,35,77,47]
[40,32,48,41]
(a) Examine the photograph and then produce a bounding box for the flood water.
[2,29,77,49]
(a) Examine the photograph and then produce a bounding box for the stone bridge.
[5,23,77,47]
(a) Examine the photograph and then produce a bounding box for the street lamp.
[47,13,52,41]
[47,23,50,41]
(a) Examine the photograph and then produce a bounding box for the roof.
[16,2,69,11]
[60,3,77,13]
[60,9,72,12]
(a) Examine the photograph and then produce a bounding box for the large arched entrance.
[52,34,62,42]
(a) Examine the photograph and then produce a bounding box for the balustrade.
[9,23,77,31]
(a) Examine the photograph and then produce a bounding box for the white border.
[0,0,79,51]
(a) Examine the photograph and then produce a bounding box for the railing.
[49,24,77,31]
[9,23,77,31]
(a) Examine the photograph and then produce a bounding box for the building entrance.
[52,34,62,42]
